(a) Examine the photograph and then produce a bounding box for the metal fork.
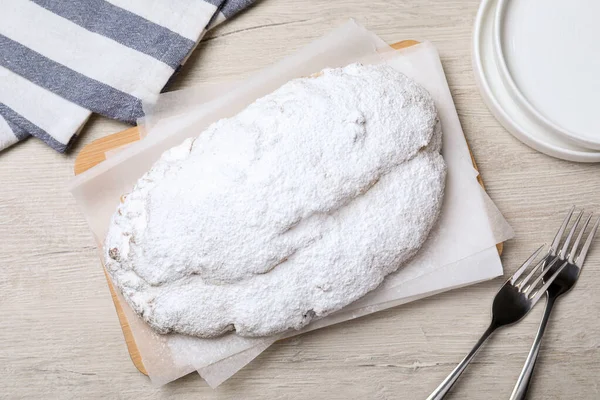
[510,208,600,400]
[426,248,569,399]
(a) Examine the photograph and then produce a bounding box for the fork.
[510,208,600,400]
[426,247,569,399]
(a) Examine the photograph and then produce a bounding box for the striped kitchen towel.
[0,0,255,153]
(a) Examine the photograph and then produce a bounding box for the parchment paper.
[188,39,514,387]
[68,20,513,387]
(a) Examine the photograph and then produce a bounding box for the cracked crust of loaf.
[104,63,447,338]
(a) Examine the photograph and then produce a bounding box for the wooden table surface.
[1,1,599,399]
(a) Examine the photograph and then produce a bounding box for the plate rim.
[493,0,600,150]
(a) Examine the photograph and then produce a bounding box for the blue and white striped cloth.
[0,0,254,153]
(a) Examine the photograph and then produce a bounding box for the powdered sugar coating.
[104,63,446,338]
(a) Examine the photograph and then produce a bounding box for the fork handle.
[509,295,556,400]
[426,323,497,400]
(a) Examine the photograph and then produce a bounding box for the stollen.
[0,0,255,153]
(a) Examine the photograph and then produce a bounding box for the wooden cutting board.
[73,40,502,375]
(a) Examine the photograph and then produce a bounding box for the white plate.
[495,0,600,150]
[473,0,600,162]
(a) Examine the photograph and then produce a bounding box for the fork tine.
[568,213,593,264]
[559,210,583,257]
[530,260,569,304]
[575,215,600,266]
[517,256,547,290]
[550,206,575,255]
[510,244,546,284]
[523,256,560,296]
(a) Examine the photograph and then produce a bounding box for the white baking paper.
[68,20,513,387]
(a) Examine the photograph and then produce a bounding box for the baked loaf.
[104,63,446,338]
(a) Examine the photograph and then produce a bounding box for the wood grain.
[73,127,140,176]
[2,2,600,399]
